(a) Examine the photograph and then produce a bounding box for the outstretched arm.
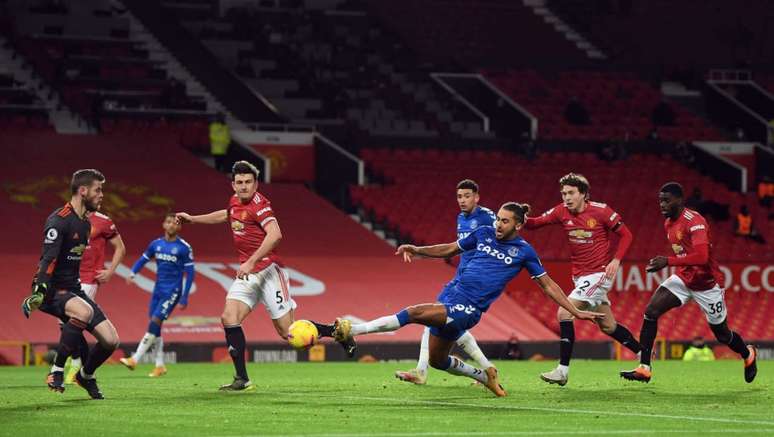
[395,242,462,263]
[523,215,553,230]
[533,274,603,321]
[176,209,228,225]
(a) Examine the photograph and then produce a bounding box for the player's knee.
[600,322,616,335]
[405,306,425,321]
[643,306,662,321]
[556,307,573,322]
[221,311,237,326]
[107,334,120,350]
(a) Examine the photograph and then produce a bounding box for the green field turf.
[0,360,772,436]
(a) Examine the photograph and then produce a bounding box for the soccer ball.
[287,320,319,350]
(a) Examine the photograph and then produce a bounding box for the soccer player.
[21,169,120,399]
[524,173,641,386]
[395,179,496,385]
[332,202,604,397]
[65,208,125,384]
[120,213,195,377]
[620,182,758,383]
[176,161,351,391]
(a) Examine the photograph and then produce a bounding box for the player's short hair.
[660,182,684,198]
[559,172,590,198]
[456,179,479,193]
[70,169,105,194]
[164,212,177,220]
[231,161,260,181]
[500,202,531,224]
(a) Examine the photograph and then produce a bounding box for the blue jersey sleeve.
[130,239,156,274]
[180,243,195,305]
[523,246,546,279]
[481,208,496,227]
[458,226,487,251]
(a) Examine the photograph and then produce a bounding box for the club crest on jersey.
[171,247,178,254]
[586,218,597,228]
[508,247,519,257]
[470,219,478,229]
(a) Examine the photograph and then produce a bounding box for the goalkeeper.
[21,169,120,400]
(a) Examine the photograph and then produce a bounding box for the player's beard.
[84,194,100,212]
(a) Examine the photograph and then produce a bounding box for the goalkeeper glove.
[22,282,47,319]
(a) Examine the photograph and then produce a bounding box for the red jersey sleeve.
[525,205,562,229]
[600,205,623,230]
[102,217,119,240]
[255,201,276,228]
[687,217,709,245]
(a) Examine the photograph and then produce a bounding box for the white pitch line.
[219,429,774,437]
[334,395,774,426]
[250,392,774,427]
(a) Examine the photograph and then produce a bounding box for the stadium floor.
[1,360,771,436]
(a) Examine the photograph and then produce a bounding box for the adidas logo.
[278,305,285,310]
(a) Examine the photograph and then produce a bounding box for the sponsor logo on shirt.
[690,225,705,232]
[231,220,245,233]
[67,244,87,260]
[671,244,684,254]
[156,253,179,262]
[569,229,593,239]
[477,243,514,265]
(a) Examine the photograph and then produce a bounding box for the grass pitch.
[0,360,772,436]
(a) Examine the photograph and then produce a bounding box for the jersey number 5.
[275,290,283,304]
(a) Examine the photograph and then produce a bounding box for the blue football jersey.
[456,206,496,275]
[131,237,195,303]
[455,226,546,311]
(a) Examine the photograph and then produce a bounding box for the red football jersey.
[526,201,623,277]
[79,211,119,284]
[228,192,281,273]
[665,208,722,291]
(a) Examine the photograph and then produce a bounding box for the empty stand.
[550,0,774,71]
[367,0,588,67]
[486,70,726,142]
[3,0,211,146]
